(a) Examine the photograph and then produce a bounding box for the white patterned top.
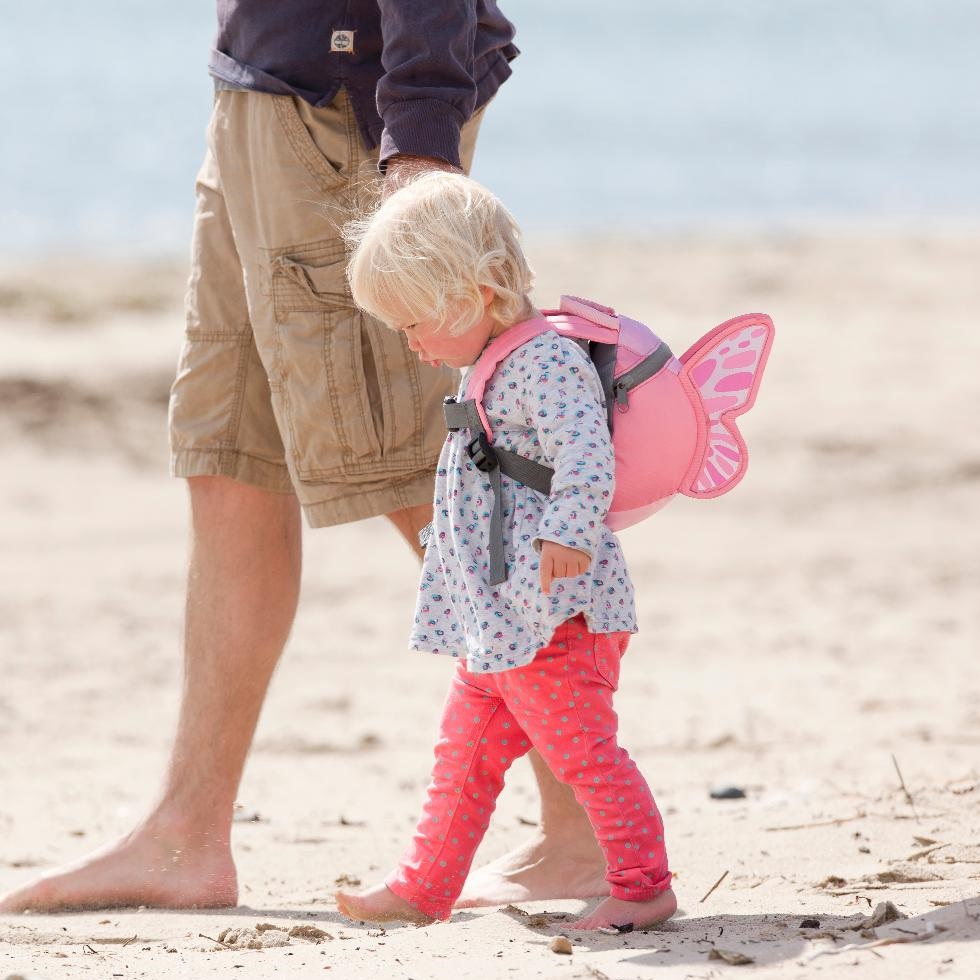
[409,330,637,673]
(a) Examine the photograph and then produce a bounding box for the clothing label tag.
[331,30,355,54]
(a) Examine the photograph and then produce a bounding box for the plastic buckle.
[467,432,498,472]
[443,395,463,432]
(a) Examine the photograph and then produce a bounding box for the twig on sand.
[867,810,947,822]
[121,935,138,947]
[907,843,948,862]
[807,922,945,960]
[199,932,235,949]
[891,754,918,819]
[700,870,729,904]
[765,812,865,832]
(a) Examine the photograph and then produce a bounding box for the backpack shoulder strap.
[464,300,623,439]
[463,315,554,440]
[444,299,622,586]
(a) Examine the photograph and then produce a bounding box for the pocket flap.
[277,255,341,295]
[268,240,348,314]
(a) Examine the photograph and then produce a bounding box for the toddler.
[337,173,675,930]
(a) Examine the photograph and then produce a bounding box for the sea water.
[1,0,977,254]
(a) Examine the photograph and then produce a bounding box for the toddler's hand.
[539,541,590,596]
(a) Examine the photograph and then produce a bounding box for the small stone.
[550,936,573,955]
[708,948,754,965]
[288,924,333,942]
[799,918,821,929]
[817,875,847,889]
[709,786,747,800]
[861,901,906,929]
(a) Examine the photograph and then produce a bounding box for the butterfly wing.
[678,314,774,498]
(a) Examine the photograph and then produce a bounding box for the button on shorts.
[168,89,484,527]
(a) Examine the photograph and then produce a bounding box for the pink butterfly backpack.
[441,295,774,584]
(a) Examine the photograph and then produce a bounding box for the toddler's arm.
[516,338,616,582]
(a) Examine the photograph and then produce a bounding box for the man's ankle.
[138,800,234,853]
[528,820,604,858]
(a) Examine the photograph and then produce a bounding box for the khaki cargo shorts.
[169,89,484,527]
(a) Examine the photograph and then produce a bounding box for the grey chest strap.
[417,398,554,585]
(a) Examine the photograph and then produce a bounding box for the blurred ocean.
[2,0,978,254]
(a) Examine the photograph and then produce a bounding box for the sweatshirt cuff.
[532,519,598,562]
[378,98,466,171]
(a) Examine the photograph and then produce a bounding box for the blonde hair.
[345,172,534,336]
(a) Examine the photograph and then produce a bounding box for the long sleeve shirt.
[411,331,638,674]
[209,0,517,168]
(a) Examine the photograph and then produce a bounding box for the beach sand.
[1,232,978,978]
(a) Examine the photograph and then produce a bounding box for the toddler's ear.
[479,284,495,307]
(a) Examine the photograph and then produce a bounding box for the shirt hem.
[410,615,638,675]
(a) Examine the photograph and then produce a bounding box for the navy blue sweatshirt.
[210,0,518,168]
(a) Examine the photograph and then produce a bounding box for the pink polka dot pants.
[385,616,671,920]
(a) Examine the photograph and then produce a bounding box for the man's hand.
[539,540,590,596]
[383,154,462,195]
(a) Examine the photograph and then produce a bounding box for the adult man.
[0,0,608,912]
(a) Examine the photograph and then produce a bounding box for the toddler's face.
[393,289,502,369]
[397,313,496,369]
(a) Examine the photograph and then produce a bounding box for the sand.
[1,232,978,979]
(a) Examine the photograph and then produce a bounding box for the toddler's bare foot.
[335,882,435,925]
[572,888,677,931]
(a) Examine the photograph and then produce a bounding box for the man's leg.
[0,476,301,912]
[456,749,607,907]
[384,502,431,560]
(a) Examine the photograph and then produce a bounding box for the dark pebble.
[800,918,821,929]
[709,786,747,800]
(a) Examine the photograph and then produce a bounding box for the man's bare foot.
[0,820,237,913]
[572,888,677,931]
[335,882,435,925]
[455,829,607,908]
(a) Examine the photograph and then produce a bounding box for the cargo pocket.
[265,239,426,481]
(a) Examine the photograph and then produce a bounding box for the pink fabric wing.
[678,314,774,498]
